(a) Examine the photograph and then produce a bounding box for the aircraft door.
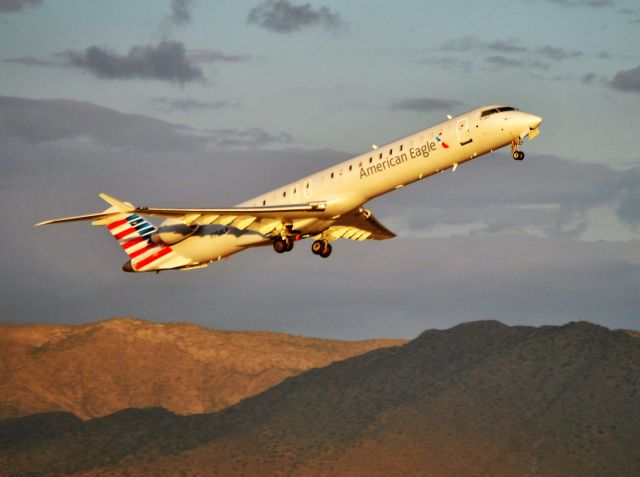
[457,117,473,146]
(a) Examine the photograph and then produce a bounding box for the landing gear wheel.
[273,238,287,254]
[319,243,332,258]
[512,151,525,161]
[284,237,294,252]
[311,240,325,255]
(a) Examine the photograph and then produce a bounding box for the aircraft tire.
[319,243,332,258]
[273,238,287,253]
[284,237,294,252]
[513,151,525,161]
[311,240,324,255]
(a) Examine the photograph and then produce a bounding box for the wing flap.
[327,208,396,241]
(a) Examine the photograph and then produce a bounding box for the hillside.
[1,320,638,476]
[0,318,404,420]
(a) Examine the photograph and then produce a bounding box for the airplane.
[37,105,542,273]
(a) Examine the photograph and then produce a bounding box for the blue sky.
[1,0,639,338]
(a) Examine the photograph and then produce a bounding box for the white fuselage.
[168,105,541,267]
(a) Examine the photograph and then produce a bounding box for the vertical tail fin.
[94,195,176,272]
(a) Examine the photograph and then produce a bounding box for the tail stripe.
[136,247,173,269]
[103,212,176,271]
[115,228,138,240]
[129,244,157,259]
[122,237,144,250]
[107,219,128,230]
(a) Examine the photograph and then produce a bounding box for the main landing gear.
[311,239,332,258]
[273,236,294,253]
[512,150,525,161]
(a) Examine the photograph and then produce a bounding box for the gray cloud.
[204,127,293,148]
[151,97,234,113]
[65,41,204,84]
[168,0,192,25]
[186,49,252,63]
[3,55,63,67]
[485,55,524,68]
[0,0,41,14]
[581,72,597,84]
[536,46,583,61]
[0,96,286,151]
[610,65,640,92]
[247,0,344,33]
[441,36,528,54]
[390,97,464,113]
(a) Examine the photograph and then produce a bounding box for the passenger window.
[400,145,403,151]
[349,165,352,171]
[331,172,334,178]
[369,157,373,163]
[283,191,286,197]
[262,200,266,206]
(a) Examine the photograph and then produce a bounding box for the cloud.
[204,127,293,148]
[151,97,234,113]
[168,0,192,25]
[0,0,41,14]
[186,49,252,63]
[0,96,294,153]
[64,41,204,84]
[3,47,248,77]
[581,72,597,84]
[610,65,640,93]
[3,55,64,67]
[485,55,524,68]
[441,36,528,54]
[535,46,583,61]
[247,0,344,33]
[390,97,464,113]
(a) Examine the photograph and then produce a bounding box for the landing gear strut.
[273,237,294,253]
[311,239,332,258]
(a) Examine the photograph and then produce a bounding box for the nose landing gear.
[511,137,525,161]
[311,239,332,258]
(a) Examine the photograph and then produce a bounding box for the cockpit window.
[481,106,517,118]
[481,108,499,118]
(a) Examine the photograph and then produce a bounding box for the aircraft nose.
[528,114,542,129]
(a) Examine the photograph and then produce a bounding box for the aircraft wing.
[323,208,396,241]
[36,193,327,231]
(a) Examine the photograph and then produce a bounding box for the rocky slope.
[1,320,639,476]
[0,318,404,420]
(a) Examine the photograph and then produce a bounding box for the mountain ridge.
[0,317,404,420]
[1,319,638,476]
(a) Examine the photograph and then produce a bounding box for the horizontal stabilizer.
[35,212,123,227]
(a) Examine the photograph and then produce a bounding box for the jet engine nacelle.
[151,220,199,245]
